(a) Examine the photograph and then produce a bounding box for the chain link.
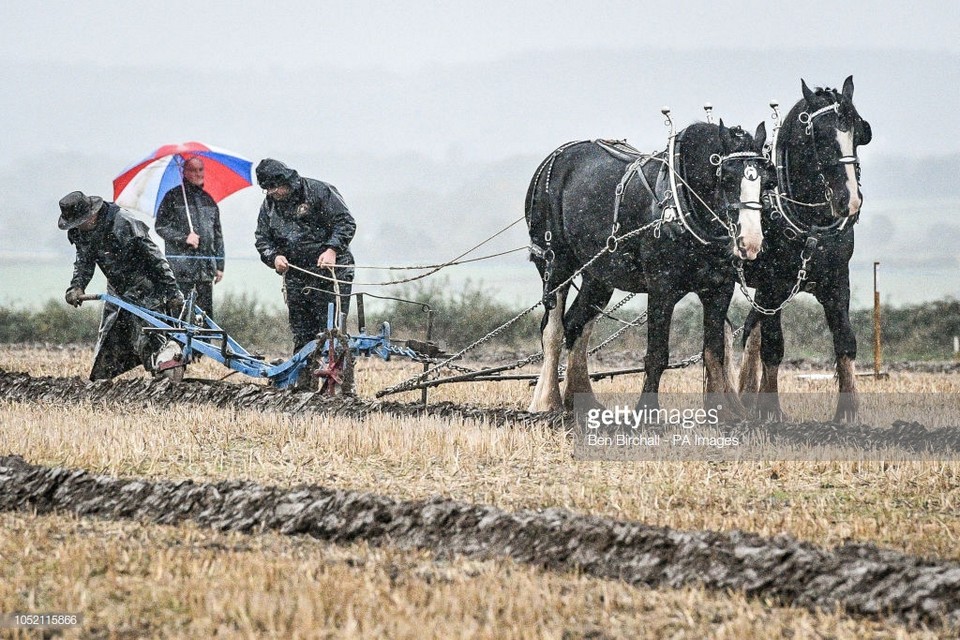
[734,246,813,316]
[384,344,479,374]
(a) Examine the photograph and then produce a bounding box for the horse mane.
[812,85,842,101]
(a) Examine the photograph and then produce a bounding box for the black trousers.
[285,272,353,353]
[177,279,214,319]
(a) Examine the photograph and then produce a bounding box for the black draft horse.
[526,120,770,414]
[738,76,872,421]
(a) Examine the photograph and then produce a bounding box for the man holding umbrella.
[155,156,225,318]
[254,158,356,357]
[59,191,185,380]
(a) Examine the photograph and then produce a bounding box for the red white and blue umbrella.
[112,141,253,216]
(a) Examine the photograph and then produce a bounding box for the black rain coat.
[254,177,356,274]
[68,203,181,380]
[155,182,225,282]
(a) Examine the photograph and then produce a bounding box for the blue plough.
[78,292,422,393]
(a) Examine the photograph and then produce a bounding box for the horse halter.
[796,101,862,211]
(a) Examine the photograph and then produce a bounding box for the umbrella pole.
[178,180,195,235]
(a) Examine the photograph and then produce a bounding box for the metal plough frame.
[77,292,419,392]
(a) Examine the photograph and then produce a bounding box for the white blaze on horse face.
[838,129,861,216]
[737,167,763,260]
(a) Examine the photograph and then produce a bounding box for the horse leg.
[756,305,789,421]
[738,311,763,409]
[817,282,859,422]
[700,288,746,419]
[562,279,614,410]
[529,287,568,413]
[640,291,682,408]
[723,318,737,396]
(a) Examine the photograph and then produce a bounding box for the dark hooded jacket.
[155,182,225,282]
[254,166,356,273]
[68,203,181,379]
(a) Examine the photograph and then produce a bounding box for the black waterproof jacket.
[254,177,356,273]
[68,203,181,379]
[155,182,225,282]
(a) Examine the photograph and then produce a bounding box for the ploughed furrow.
[4,369,960,454]
[0,369,559,428]
[2,455,959,629]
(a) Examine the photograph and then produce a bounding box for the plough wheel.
[314,340,355,396]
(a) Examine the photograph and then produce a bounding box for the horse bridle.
[710,150,765,238]
[770,99,862,238]
[799,102,861,209]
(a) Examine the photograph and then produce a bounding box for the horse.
[526,119,771,415]
[737,76,872,422]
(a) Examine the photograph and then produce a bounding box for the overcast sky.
[2,1,957,72]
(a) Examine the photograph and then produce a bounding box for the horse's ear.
[801,79,815,105]
[754,122,767,152]
[842,75,855,101]
[718,118,733,153]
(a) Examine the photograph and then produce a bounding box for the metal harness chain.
[384,344,478,374]
[734,238,816,316]
[590,292,638,325]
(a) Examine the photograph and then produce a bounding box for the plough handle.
[77,293,102,302]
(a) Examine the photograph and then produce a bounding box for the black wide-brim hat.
[58,191,104,230]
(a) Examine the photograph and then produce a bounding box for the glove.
[166,291,186,314]
[65,287,84,308]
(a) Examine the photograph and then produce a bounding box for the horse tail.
[525,152,554,238]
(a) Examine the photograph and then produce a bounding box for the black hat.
[256,158,300,189]
[58,191,104,230]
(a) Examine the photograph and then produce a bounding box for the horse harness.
[529,133,762,302]
[605,132,763,250]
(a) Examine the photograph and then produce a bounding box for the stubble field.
[2,344,959,638]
